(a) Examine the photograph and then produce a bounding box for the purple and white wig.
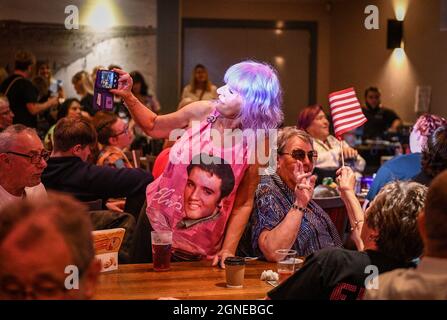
[224,60,283,130]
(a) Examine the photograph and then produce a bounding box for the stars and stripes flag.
[328,87,367,139]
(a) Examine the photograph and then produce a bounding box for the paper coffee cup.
[224,257,245,288]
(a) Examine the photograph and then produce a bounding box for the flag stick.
[340,139,345,167]
[132,150,138,168]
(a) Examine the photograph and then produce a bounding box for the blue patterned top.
[251,173,343,258]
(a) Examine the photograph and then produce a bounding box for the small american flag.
[328,87,367,139]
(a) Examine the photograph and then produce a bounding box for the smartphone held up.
[93,70,119,111]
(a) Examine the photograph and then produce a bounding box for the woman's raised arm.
[111,69,213,139]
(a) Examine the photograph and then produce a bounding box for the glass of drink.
[275,249,297,283]
[151,231,172,271]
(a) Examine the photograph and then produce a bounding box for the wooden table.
[94,260,276,300]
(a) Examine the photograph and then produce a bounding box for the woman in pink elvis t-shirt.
[111,60,283,267]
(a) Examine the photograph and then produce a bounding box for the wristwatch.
[291,203,306,212]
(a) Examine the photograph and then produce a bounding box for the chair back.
[313,196,347,239]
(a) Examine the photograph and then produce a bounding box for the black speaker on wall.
[387,19,403,49]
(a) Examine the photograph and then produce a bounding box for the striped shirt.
[251,173,342,258]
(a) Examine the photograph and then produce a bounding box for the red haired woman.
[297,105,365,174]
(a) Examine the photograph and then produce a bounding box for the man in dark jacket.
[42,117,153,219]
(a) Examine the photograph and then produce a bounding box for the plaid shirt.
[97,146,133,169]
[251,173,342,258]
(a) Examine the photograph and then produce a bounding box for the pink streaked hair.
[414,113,447,140]
[224,60,283,130]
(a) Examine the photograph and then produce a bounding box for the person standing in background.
[179,64,217,108]
[361,87,402,140]
[72,71,95,117]
[36,60,65,100]
[129,71,163,155]
[130,71,161,114]
[0,50,58,128]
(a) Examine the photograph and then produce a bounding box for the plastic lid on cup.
[224,257,245,266]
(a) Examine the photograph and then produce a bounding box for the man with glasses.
[0,193,101,300]
[0,125,48,209]
[92,111,134,169]
[42,117,152,219]
[42,117,153,263]
[0,95,14,132]
[250,127,342,261]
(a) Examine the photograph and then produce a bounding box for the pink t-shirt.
[146,110,249,259]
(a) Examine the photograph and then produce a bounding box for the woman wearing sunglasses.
[297,105,365,179]
[251,127,342,261]
[111,60,283,267]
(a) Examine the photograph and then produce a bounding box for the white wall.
[182,0,332,116]
[331,0,447,122]
[55,35,157,99]
[1,0,158,101]
[0,0,156,27]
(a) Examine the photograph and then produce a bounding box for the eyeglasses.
[111,125,130,137]
[4,150,50,164]
[279,149,318,162]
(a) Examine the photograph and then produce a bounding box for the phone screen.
[99,70,117,89]
[94,70,118,111]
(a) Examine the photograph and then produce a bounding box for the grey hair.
[0,124,38,153]
[0,192,94,274]
[277,126,313,154]
[367,181,427,262]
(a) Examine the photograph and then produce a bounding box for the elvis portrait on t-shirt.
[176,153,235,229]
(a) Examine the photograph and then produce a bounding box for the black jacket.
[268,248,415,300]
[42,156,153,218]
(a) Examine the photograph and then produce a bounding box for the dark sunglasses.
[279,149,318,162]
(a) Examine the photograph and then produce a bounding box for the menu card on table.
[92,228,125,272]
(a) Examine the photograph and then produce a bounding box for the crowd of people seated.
[1,48,447,301]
